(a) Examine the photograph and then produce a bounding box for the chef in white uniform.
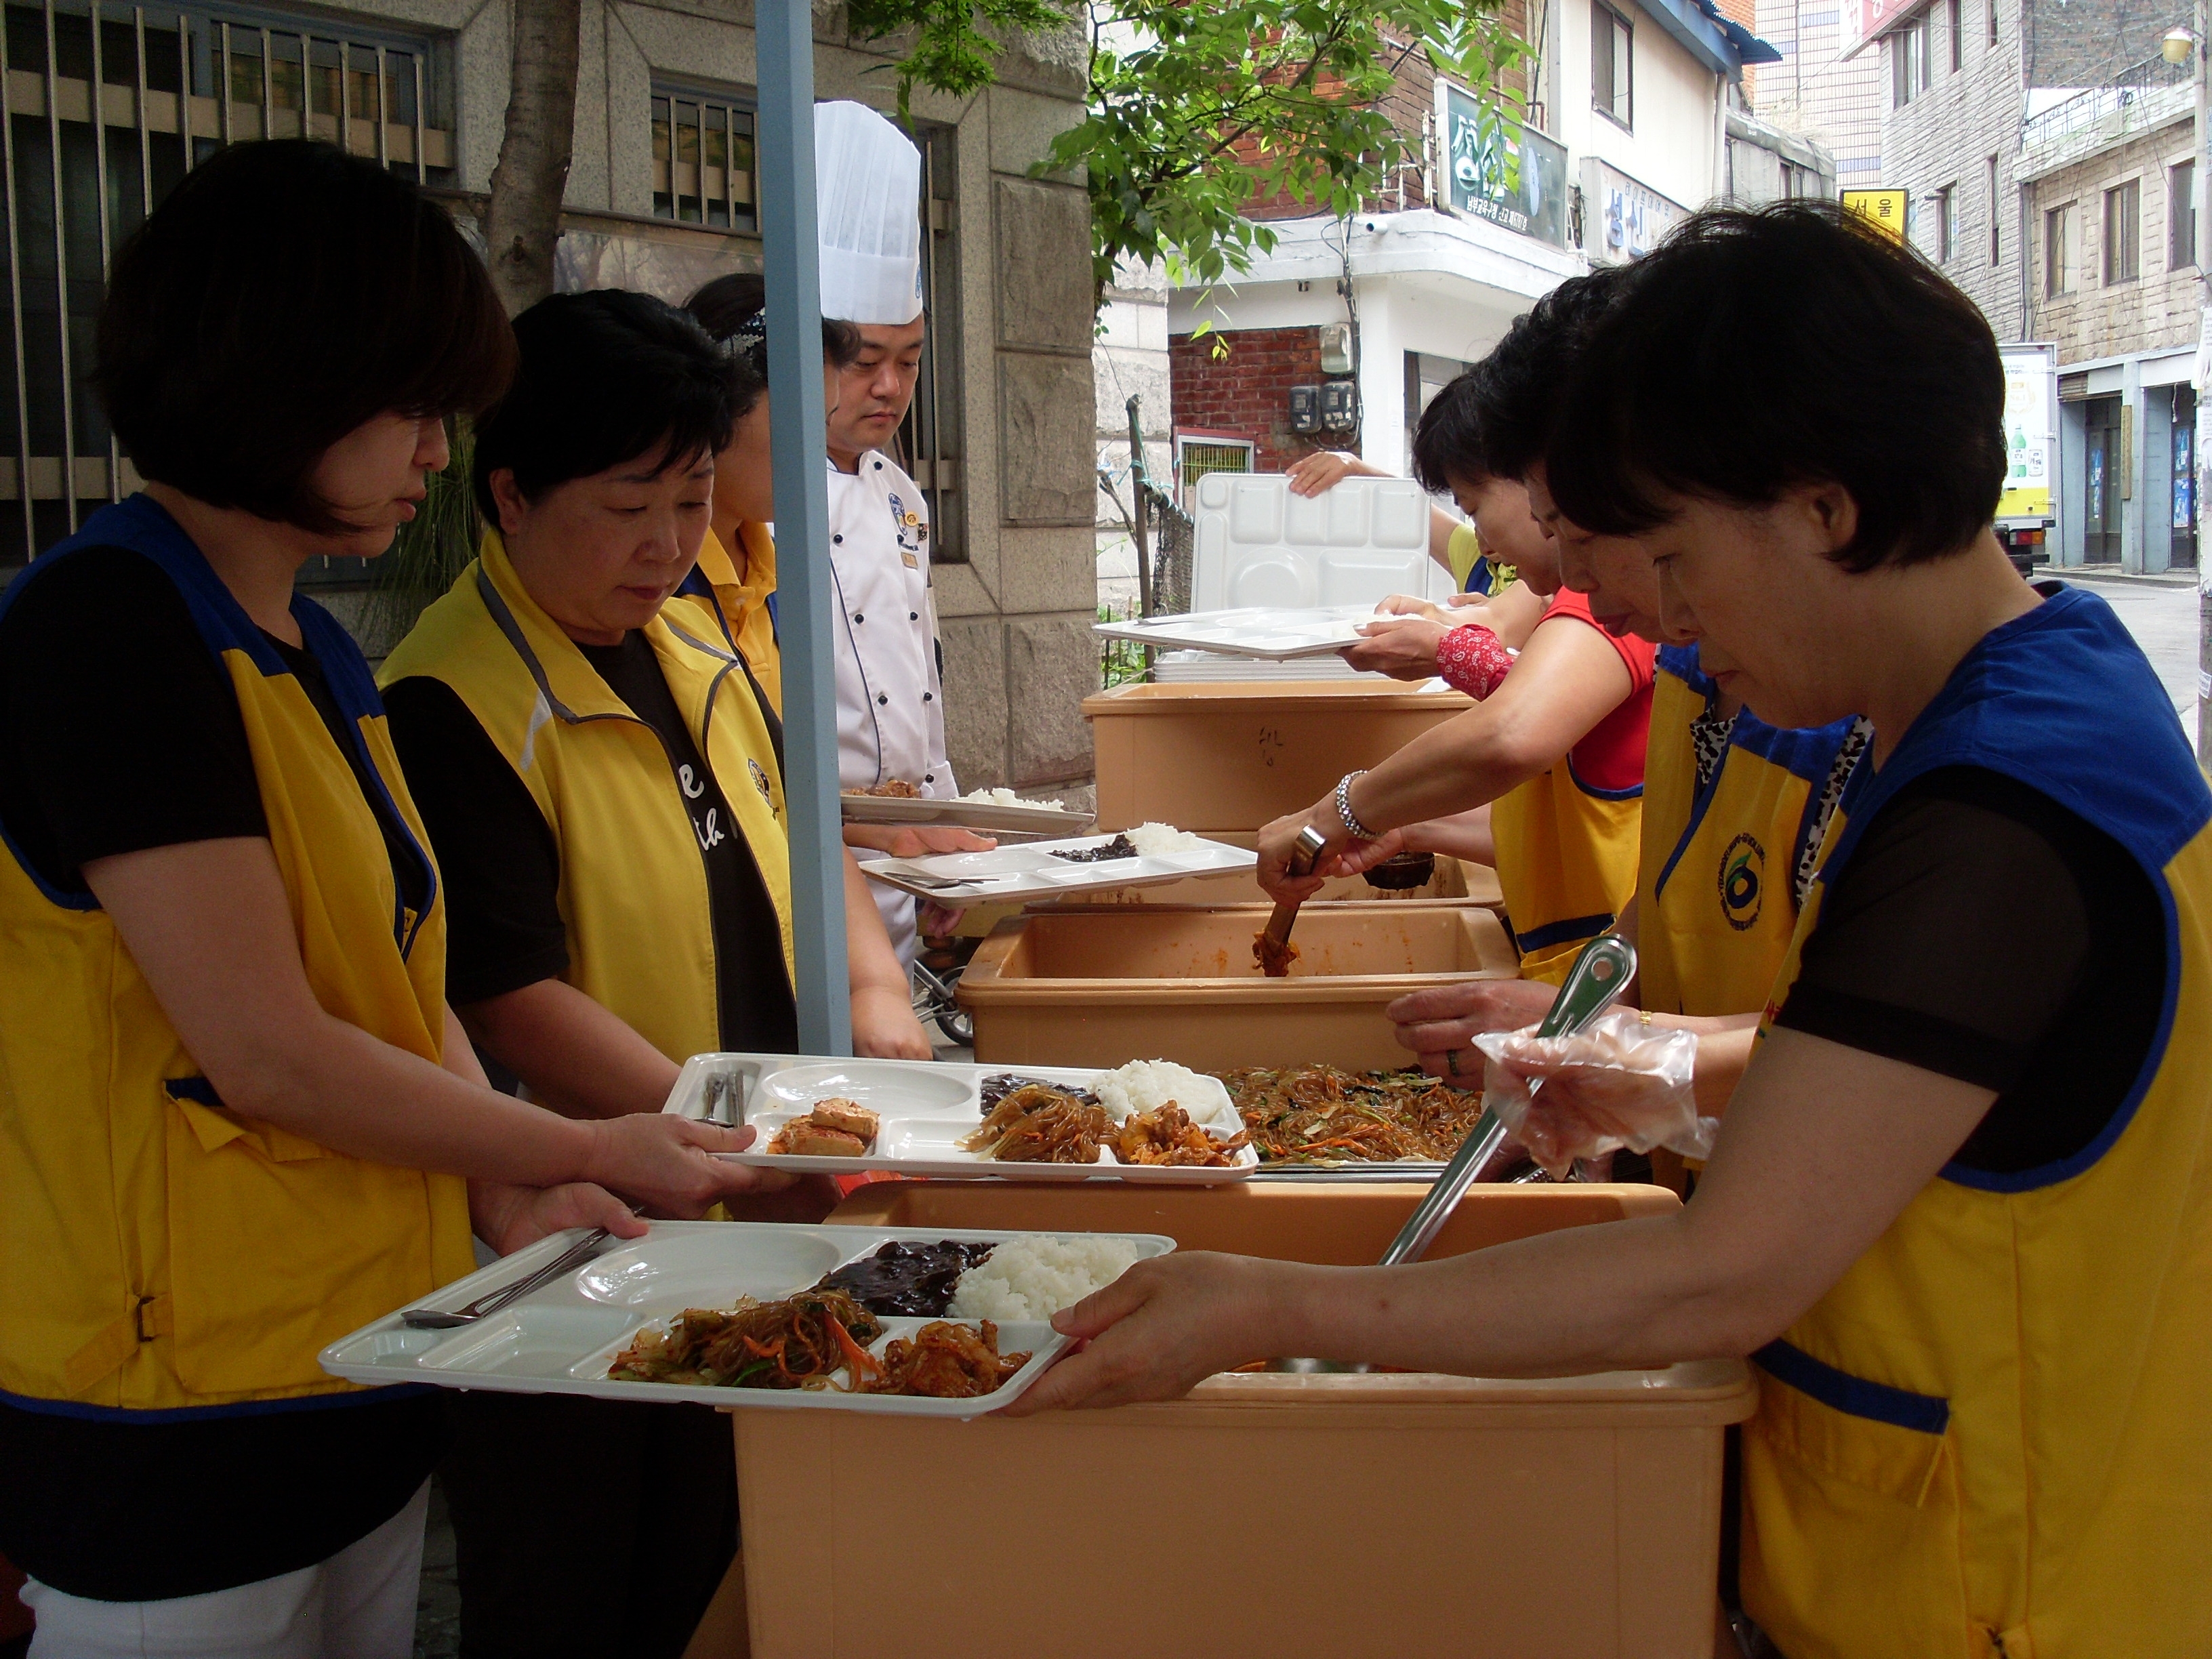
[815,101,987,965]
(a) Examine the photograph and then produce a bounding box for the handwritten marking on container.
[1258,726,1286,768]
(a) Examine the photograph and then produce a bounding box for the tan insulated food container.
[958,899,1519,1071]
[1085,679,1470,836]
[726,1183,1755,1659]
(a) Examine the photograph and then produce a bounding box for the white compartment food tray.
[665,1053,1261,1184]
[857,832,1254,904]
[321,1221,1173,1420]
[839,794,1097,836]
[1190,472,1457,612]
[1092,604,1378,661]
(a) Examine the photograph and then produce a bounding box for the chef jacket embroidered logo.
[886,491,927,553]
[1720,832,1763,931]
[749,758,773,806]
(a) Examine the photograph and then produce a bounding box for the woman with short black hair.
[0,141,762,1658]
[378,286,922,1655]
[1013,204,2212,1659]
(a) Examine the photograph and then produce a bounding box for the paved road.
[2058,571,2201,753]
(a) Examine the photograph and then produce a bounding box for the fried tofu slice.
[808,1098,880,1141]
[770,1122,869,1158]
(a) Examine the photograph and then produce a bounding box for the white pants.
[21,1480,428,1659]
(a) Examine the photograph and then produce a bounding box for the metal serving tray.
[321,1221,1174,1420]
[665,1053,1260,1185]
[856,832,1255,905]
[839,794,1097,836]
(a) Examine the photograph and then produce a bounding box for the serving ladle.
[1267,934,1636,1374]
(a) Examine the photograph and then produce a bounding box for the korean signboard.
[1841,188,1908,242]
[1439,81,1568,250]
[1580,159,1687,264]
[1996,343,2055,523]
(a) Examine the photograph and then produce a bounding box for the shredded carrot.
[828,1315,882,1380]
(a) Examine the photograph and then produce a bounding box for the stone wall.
[1881,0,2031,340]
[1168,326,1330,475]
[2027,115,2200,361]
[441,0,1101,798]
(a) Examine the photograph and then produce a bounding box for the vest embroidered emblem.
[1720,832,1764,931]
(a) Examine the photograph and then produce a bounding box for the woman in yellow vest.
[1017,205,2211,1659]
[1377,274,1869,1149]
[0,144,762,1658]
[378,289,924,1657]
[674,272,861,711]
[1257,367,1656,986]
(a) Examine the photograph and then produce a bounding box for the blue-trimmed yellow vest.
[1638,643,1862,1017]
[1742,586,2212,1659]
[1446,523,1514,598]
[1492,758,1643,987]
[378,531,794,1064]
[0,496,474,1414]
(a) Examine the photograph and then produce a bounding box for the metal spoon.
[401,1227,615,1330]
[1269,933,1637,1373]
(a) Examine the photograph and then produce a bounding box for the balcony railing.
[2018,55,2192,181]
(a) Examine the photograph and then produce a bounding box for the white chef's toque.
[814,101,924,325]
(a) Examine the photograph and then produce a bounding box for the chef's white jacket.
[827,449,955,966]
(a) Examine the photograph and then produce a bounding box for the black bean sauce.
[979,1073,1102,1110]
[813,1240,998,1317]
[1049,834,1139,863]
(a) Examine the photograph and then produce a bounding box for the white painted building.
[1168,0,1791,493]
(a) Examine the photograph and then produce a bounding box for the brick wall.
[1169,325,1337,473]
[2024,0,2186,87]
[1241,0,1533,220]
[2028,116,2201,361]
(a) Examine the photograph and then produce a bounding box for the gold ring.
[1446,1048,1461,1077]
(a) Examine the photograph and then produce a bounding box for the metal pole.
[1126,394,1153,619]
[133,9,152,219]
[2196,0,2211,762]
[43,0,79,533]
[0,15,36,553]
[90,0,118,504]
[756,3,849,1054]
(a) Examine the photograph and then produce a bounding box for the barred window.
[651,87,754,230]
[0,0,451,570]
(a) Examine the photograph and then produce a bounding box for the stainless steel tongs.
[1269,933,1635,1374]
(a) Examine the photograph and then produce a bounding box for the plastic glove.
[1473,1010,1715,1179]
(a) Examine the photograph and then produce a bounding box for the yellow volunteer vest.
[1446,522,1514,596]
[379,531,794,1065]
[1637,643,1866,1017]
[678,521,781,714]
[1491,762,1642,985]
[0,495,473,1414]
[1740,587,2212,1659]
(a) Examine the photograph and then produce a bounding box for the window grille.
[651,86,753,230]
[0,0,451,570]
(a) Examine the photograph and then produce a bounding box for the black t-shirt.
[1774,765,2165,1173]
[0,545,443,1599]
[383,630,798,1051]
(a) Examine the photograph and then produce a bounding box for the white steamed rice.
[949,1235,1141,1322]
[1127,821,1203,856]
[960,786,1065,810]
[1090,1059,1240,1134]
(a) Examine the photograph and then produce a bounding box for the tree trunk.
[483,0,581,317]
